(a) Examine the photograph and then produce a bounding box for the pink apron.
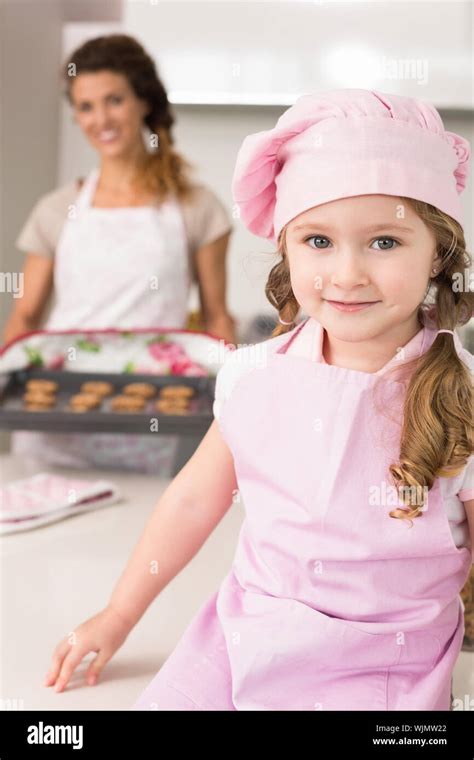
[132,318,472,710]
[11,168,190,473]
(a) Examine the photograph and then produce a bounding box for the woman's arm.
[108,419,238,628]
[2,252,54,345]
[194,231,237,345]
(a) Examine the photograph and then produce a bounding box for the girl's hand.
[43,605,133,692]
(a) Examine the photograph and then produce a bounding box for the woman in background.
[3,34,236,474]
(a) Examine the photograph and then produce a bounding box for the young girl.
[45,89,474,711]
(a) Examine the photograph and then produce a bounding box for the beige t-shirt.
[15,177,233,284]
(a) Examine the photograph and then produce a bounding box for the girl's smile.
[324,299,381,312]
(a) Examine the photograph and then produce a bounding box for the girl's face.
[70,70,149,160]
[285,195,439,346]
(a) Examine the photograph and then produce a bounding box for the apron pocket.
[284,598,404,671]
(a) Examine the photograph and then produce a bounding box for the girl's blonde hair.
[63,34,196,202]
[265,198,473,523]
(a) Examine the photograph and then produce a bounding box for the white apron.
[47,166,191,329]
[12,168,191,473]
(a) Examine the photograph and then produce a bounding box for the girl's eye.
[304,235,401,251]
[109,95,123,104]
[305,236,331,249]
[371,237,399,251]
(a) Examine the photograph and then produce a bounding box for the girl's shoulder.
[221,326,294,371]
[212,327,293,419]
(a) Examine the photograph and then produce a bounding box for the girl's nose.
[330,251,369,289]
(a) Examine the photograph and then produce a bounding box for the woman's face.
[284,194,439,344]
[70,70,149,159]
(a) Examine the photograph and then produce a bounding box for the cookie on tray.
[122,382,157,399]
[155,397,189,412]
[159,384,194,400]
[155,398,190,415]
[24,403,54,412]
[69,392,102,411]
[23,394,56,410]
[80,381,115,397]
[23,391,56,405]
[156,406,189,416]
[25,379,59,394]
[110,394,146,412]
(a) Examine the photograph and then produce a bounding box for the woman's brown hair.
[266,198,473,524]
[62,34,195,202]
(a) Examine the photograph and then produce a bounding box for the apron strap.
[275,316,310,355]
[74,167,100,211]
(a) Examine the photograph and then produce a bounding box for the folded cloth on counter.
[0,472,122,534]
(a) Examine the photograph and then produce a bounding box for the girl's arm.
[108,419,238,628]
[46,375,238,692]
[2,252,54,345]
[194,231,237,345]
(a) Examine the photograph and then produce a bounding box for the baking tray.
[0,368,215,436]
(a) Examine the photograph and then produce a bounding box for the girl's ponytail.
[388,201,473,522]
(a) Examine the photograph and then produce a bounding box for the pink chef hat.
[231,88,470,245]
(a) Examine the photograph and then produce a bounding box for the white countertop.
[0,453,243,710]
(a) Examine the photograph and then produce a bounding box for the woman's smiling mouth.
[97,129,120,143]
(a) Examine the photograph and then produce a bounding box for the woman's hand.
[44,605,134,692]
[206,312,238,346]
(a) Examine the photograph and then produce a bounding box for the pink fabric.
[132,315,472,711]
[231,89,471,243]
